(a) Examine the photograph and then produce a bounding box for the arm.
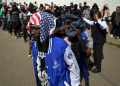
[111,12,114,21]
[20,18,24,27]
[64,46,80,86]
[19,13,24,27]
[78,38,88,52]
[83,10,85,16]
[107,9,110,16]
[6,15,8,25]
[97,19,107,29]
[115,10,120,25]
[84,30,93,49]
[84,18,94,25]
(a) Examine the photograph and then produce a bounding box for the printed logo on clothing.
[38,52,46,59]
[82,37,86,40]
[53,59,59,69]
[67,52,72,59]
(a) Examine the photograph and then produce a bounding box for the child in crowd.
[6,10,12,35]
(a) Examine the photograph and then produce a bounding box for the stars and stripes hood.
[26,12,56,43]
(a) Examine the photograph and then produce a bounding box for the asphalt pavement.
[0,28,120,86]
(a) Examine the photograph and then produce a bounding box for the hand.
[64,25,71,30]
[85,48,91,56]
[22,25,24,28]
[82,17,84,20]
[76,29,82,39]
[77,34,82,39]
[116,23,119,26]
[60,25,71,31]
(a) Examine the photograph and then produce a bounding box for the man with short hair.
[26,12,80,86]
[78,3,82,10]
[51,2,54,7]
[83,11,107,73]
[81,2,87,13]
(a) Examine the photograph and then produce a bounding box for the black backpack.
[23,15,31,27]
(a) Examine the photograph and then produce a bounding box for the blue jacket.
[32,35,80,86]
[81,27,87,44]
[80,27,87,55]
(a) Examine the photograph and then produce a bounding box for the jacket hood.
[92,3,99,10]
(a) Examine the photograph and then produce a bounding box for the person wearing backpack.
[19,5,27,42]
[23,4,37,57]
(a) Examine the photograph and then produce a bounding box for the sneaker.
[116,37,120,41]
[28,54,32,58]
[9,33,12,36]
[15,36,17,39]
[117,38,120,41]
[110,34,113,37]
[7,31,9,33]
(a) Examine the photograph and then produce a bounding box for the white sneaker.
[116,37,120,41]
[28,54,32,58]
[7,32,9,33]
[110,34,113,37]
[117,39,120,41]
[15,36,17,39]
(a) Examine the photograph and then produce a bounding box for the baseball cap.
[84,2,87,4]
[29,4,37,12]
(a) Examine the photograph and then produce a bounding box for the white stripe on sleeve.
[64,46,80,86]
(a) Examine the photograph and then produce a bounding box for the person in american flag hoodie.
[26,12,80,86]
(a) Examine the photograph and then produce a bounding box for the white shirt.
[84,18,107,30]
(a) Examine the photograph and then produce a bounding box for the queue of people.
[0,1,120,86]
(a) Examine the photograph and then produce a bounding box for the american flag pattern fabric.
[26,12,56,43]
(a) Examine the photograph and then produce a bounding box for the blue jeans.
[79,52,89,82]
[116,22,120,37]
[2,18,6,30]
[7,21,12,33]
[110,22,116,34]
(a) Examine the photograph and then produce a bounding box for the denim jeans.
[2,18,6,30]
[116,22,120,37]
[7,21,12,33]
[110,22,116,34]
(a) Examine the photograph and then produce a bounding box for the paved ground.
[0,28,120,86]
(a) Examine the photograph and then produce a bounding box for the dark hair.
[63,5,66,7]
[116,6,120,9]
[65,6,71,12]
[86,6,90,8]
[74,4,78,10]
[92,3,99,10]
[94,11,101,18]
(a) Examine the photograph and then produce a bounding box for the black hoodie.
[90,3,99,19]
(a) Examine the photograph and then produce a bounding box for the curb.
[106,41,120,48]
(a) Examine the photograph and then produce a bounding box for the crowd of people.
[0,1,120,86]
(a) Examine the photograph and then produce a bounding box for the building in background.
[1,0,120,15]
